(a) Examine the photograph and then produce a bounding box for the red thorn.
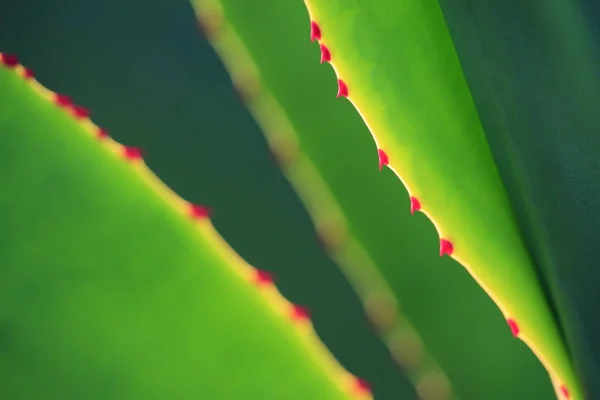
[97,128,109,139]
[54,94,72,108]
[254,269,274,286]
[190,204,211,219]
[310,21,321,42]
[123,146,143,161]
[291,305,311,321]
[410,196,421,215]
[560,385,570,399]
[439,239,453,257]
[23,68,34,79]
[71,104,89,119]
[337,79,348,98]
[1,54,19,67]
[320,44,331,63]
[354,378,371,394]
[507,318,520,337]
[377,149,388,170]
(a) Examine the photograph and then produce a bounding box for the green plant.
[2,0,599,399]
[0,55,372,400]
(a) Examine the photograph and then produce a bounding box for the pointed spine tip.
[1,53,19,67]
[439,239,453,257]
[560,385,570,399]
[320,44,331,63]
[54,94,72,108]
[254,269,274,286]
[377,149,388,170]
[97,128,109,140]
[310,21,321,42]
[506,318,520,337]
[123,146,143,161]
[23,68,34,79]
[190,204,211,219]
[71,104,89,119]
[337,79,348,98]
[410,196,421,215]
[291,305,311,322]
[354,378,371,394]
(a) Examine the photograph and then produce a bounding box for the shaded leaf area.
[0,0,412,398]
[438,0,600,397]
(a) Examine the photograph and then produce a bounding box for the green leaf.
[437,1,600,396]
[290,0,580,398]
[0,56,368,400]
[191,0,561,398]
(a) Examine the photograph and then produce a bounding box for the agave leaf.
[438,1,600,397]
[0,55,369,400]
[298,0,584,397]
[191,0,558,398]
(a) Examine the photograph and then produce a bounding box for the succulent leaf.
[299,1,581,398]
[0,54,369,400]
[192,0,561,398]
[438,1,600,396]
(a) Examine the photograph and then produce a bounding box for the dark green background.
[0,0,414,398]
